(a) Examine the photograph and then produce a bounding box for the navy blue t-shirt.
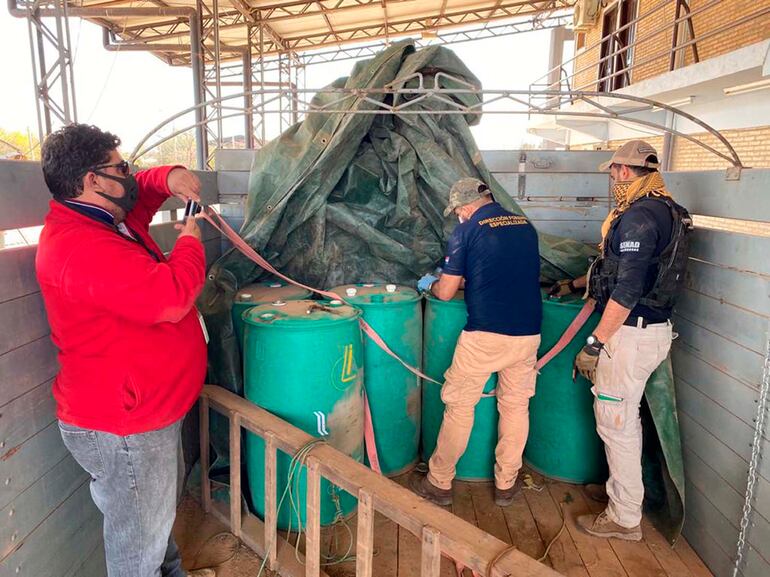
[443,202,541,336]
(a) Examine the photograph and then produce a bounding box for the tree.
[137,129,198,168]
[0,128,40,160]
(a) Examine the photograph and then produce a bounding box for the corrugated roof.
[81,0,575,64]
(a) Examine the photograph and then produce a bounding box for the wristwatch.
[586,334,604,349]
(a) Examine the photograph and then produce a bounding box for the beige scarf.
[600,171,672,244]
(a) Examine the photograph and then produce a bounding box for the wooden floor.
[176,467,715,577]
[319,468,714,577]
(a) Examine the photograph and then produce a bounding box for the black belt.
[624,316,669,328]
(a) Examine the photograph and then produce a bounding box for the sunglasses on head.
[88,160,131,177]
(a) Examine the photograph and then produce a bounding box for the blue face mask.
[93,172,139,213]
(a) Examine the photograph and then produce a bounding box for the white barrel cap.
[362,283,375,287]
[272,300,287,306]
[385,284,397,293]
[329,299,343,306]
[240,293,252,300]
[259,313,275,320]
[346,288,357,297]
[269,282,282,288]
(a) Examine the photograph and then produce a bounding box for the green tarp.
[199,39,685,543]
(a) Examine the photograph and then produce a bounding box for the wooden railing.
[199,385,563,577]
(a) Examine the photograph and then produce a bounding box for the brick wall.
[569,0,770,89]
[670,125,770,170]
[569,126,770,170]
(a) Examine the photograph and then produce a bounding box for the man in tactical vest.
[549,140,692,541]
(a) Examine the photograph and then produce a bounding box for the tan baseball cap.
[598,140,660,171]
[443,177,491,217]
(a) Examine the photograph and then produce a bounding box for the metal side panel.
[159,170,219,211]
[684,258,770,318]
[0,162,220,230]
[673,316,764,390]
[0,455,88,560]
[528,219,603,244]
[482,150,613,173]
[0,380,56,457]
[0,336,58,408]
[683,446,770,557]
[149,220,220,254]
[0,293,49,357]
[665,169,770,222]
[214,149,255,172]
[0,246,39,304]
[688,228,770,277]
[678,411,749,502]
[217,170,250,196]
[495,173,610,199]
[0,422,69,511]
[682,483,738,577]
[674,288,769,355]
[2,481,102,577]
[0,160,49,231]
[671,344,760,433]
[743,548,770,577]
[679,403,756,490]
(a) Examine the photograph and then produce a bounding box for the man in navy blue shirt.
[412,178,541,507]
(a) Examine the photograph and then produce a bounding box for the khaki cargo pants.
[593,320,673,528]
[427,330,541,491]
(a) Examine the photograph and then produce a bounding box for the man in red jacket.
[36,124,212,577]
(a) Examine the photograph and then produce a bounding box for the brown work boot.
[189,569,216,577]
[584,483,609,503]
[495,477,523,507]
[409,472,452,506]
[577,510,642,541]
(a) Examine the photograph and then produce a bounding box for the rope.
[487,545,517,576]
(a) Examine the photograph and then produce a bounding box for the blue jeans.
[58,419,187,577]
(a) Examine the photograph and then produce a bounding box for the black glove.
[548,279,578,298]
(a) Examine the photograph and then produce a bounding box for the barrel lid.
[243,299,361,328]
[235,280,312,305]
[329,283,420,306]
[424,289,466,307]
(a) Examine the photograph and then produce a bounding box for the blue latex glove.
[417,274,438,293]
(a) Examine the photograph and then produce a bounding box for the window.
[598,0,637,91]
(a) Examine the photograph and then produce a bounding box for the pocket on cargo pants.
[591,387,626,431]
[58,421,106,480]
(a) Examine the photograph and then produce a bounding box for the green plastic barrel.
[243,299,363,529]
[421,292,498,481]
[524,293,608,484]
[330,283,422,476]
[232,281,312,349]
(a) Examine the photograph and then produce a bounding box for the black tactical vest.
[589,196,693,311]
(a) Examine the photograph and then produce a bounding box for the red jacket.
[36,165,207,435]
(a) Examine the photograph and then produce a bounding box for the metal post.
[661,111,675,171]
[212,0,223,158]
[23,0,78,140]
[243,49,254,148]
[190,11,207,170]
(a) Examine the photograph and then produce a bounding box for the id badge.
[197,310,210,344]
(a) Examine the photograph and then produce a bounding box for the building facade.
[530,0,770,170]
